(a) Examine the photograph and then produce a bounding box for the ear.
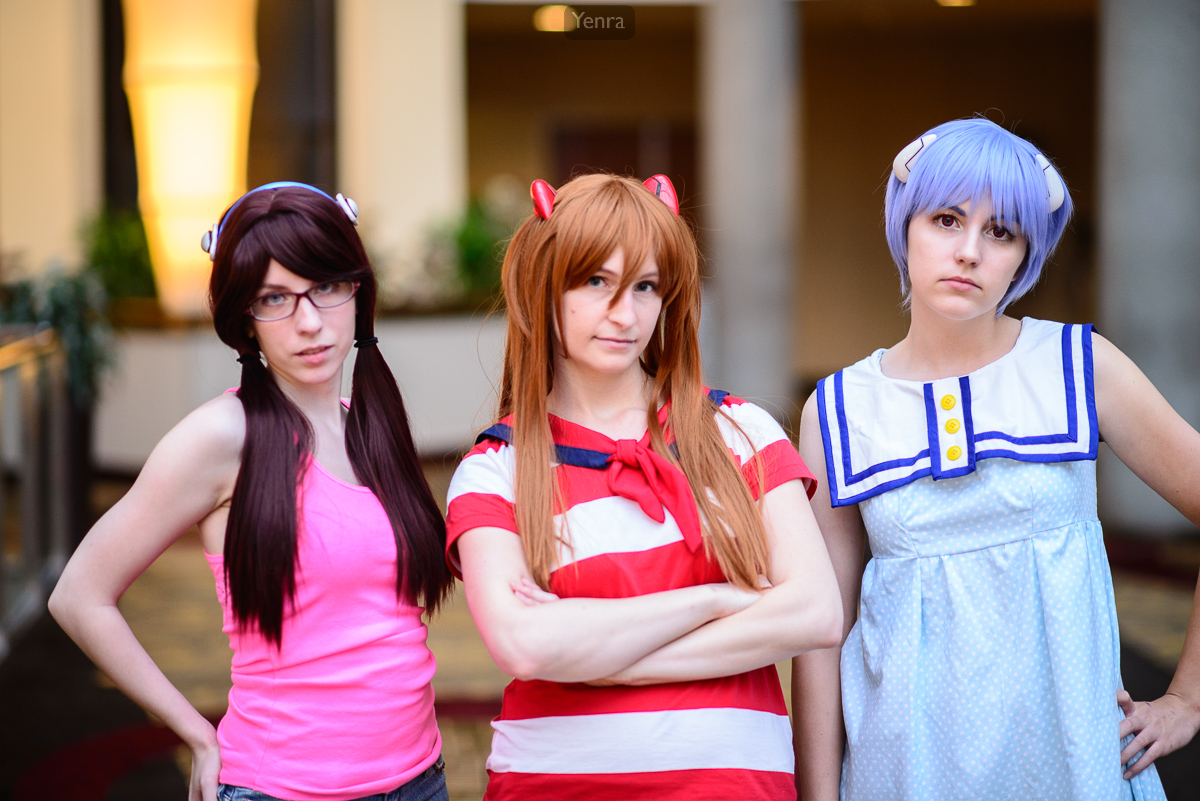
[642,175,679,215]
[531,179,557,220]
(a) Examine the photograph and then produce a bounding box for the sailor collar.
[816,318,1097,507]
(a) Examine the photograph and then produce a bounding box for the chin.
[919,295,1001,322]
[574,356,644,377]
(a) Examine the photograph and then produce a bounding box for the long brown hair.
[499,173,770,590]
[209,187,452,646]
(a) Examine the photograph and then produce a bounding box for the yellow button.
[945,419,961,434]
[940,395,956,410]
[947,446,963,461]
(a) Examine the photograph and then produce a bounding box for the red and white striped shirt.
[445,392,816,801]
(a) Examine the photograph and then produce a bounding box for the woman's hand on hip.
[187,726,222,801]
[1117,689,1200,778]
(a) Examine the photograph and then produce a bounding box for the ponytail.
[346,324,452,614]
[224,349,313,647]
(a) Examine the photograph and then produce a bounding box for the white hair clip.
[892,134,1066,213]
[892,134,937,183]
[201,227,217,261]
[336,193,359,226]
[1035,154,1066,212]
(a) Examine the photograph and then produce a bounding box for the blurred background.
[1,0,1199,798]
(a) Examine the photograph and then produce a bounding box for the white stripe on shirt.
[487,707,794,774]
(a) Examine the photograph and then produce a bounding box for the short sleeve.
[444,439,518,578]
[715,397,817,500]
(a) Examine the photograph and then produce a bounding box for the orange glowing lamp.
[122,0,259,317]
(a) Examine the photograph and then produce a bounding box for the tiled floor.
[111,533,503,800]
[2,468,1199,800]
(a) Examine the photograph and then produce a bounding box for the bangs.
[553,175,688,305]
[902,129,1050,257]
[235,209,366,285]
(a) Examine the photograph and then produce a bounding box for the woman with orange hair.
[445,173,842,800]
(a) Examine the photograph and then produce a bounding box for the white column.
[699,0,798,411]
[0,0,102,274]
[336,0,466,300]
[1097,0,1200,535]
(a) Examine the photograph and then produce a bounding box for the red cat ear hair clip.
[531,179,557,220]
[641,174,679,215]
[528,175,681,219]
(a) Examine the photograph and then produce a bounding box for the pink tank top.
[205,456,441,800]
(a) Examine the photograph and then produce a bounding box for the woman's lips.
[297,345,332,363]
[942,277,979,291]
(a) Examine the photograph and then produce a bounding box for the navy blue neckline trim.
[475,388,729,470]
[821,323,1098,507]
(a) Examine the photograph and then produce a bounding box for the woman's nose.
[608,288,637,324]
[956,231,982,266]
[293,295,323,330]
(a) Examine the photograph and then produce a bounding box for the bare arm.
[457,525,760,683]
[596,477,843,685]
[48,395,244,801]
[1092,334,1200,776]
[792,391,867,801]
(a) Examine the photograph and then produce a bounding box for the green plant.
[0,267,113,406]
[81,207,157,299]
[454,199,509,296]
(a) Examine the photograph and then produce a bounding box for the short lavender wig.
[884,118,1073,313]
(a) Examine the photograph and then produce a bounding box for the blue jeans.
[217,756,448,801]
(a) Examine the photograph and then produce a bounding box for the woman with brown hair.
[445,173,842,800]
[50,183,454,801]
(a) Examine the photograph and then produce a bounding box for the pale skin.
[792,199,1200,799]
[48,260,362,801]
[457,247,843,689]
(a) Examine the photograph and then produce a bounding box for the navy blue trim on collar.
[931,377,976,481]
[839,370,929,482]
[819,322,1098,507]
[973,324,1080,446]
[476,424,611,469]
[924,383,942,476]
[474,388,730,471]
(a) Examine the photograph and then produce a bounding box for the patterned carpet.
[0,471,1197,800]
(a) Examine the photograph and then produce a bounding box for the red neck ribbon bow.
[605,438,703,552]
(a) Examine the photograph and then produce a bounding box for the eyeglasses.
[247,281,359,321]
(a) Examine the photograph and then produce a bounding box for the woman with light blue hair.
[792,118,1200,800]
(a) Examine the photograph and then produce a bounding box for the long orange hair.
[499,173,770,590]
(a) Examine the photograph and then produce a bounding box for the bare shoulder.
[1091,331,1142,376]
[139,392,245,488]
[1090,332,1152,404]
[1091,331,1124,368]
[168,392,246,459]
[797,392,824,460]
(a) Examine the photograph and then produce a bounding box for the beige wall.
[337,0,467,297]
[0,0,102,274]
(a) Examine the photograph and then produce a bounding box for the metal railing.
[0,325,68,663]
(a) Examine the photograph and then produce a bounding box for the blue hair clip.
[200,181,359,261]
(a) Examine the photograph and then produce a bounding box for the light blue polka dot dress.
[815,318,1166,801]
